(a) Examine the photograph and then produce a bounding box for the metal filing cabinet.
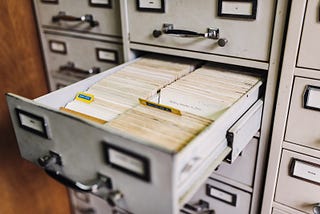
[33,0,123,91]
[7,0,290,213]
[32,0,124,212]
[262,0,320,213]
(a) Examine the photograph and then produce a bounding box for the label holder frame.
[103,142,151,182]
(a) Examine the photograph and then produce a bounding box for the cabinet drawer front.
[211,137,258,187]
[44,33,123,86]
[275,150,320,213]
[285,77,320,150]
[36,0,121,36]
[127,0,275,61]
[297,0,320,71]
[184,178,251,214]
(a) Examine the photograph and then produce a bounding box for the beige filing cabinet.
[7,0,290,213]
[262,0,320,214]
[33,0,123,91]
[32,0,124,212]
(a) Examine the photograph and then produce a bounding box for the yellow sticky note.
[75,92,94,104]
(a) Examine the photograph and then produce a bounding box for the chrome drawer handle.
[314,203,320,214]
[59,62,101,75]
[52,11,99,27]
[38,152,110,193]
[153,23,228,47]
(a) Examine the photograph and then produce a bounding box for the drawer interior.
[7,54,264,213]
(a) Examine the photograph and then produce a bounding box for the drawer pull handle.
[314,203,320,214]
[153,23,219,39]
[38,152,111,193]
[184,199,214,213]
[59,62,101,75]
[52,11,99,27]
[153,24,227,47]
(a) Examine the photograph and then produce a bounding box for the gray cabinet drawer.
[6,57,262,214]
[285,77,320,151]
[275,150,320,213]
[36,0,121,36]
[297,0,320,71]
[127,0,276,61]
[43,32,123,88]
[211,137,258,187]
[183,178,251,214]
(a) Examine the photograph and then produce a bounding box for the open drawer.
[6,56,263,214]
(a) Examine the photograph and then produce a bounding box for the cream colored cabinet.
[43,32,123,89]
[36,0,121,36]
[127,0,275,62]
[262,0,320,213]
[285,77,320,150]
[297,0,320,71]
[275,150,320,214]
[6,0,291,213]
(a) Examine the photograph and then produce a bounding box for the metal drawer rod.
[52,11,99,27]
[152,23,228,47]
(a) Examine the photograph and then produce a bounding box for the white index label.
[19,114,44,133]
[306,87,320,109]
[139,0,163,9]
[109,148,144,175]
[292,160,320,184]
[91,0,110,4]
[221,1,253,16]
[210,187,234,204]
[97,49,116,62]
[50,41,66,53]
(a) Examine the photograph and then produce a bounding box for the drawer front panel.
[183,178,251,214]
[285,77,320,150]
[275,150,320,213]
[44,33,123,86]
[297,0,320,71]
[36,0,121,36]
[127,0,275,61]
[211,137,258,187]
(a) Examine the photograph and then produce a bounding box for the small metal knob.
[218,38,228,47]
[152,30,162,38]
[107,191,123,207]
[313,203,320,214]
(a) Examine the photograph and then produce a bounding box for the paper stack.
[62,55,201,123]
[159,65,262,120]
[106,104,213,151]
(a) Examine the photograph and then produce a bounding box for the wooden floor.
[0,1,71,213]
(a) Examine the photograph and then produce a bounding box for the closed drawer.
[275,149,320,213]
[6,56,262,214]
[127,0,276,61]
[43,32,123,89]
[211,137,258,187]
[285,77,320,151]
[297,0,320,71]
[35,0,121,36]
[182,178,251,214]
